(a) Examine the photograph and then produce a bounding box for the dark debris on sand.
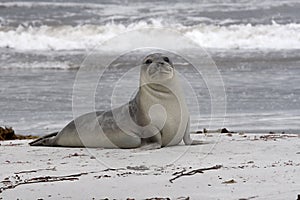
[0,126,38,141]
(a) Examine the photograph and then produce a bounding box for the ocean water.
[0,0,299,135]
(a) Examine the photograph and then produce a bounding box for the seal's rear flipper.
[29,132,58,146]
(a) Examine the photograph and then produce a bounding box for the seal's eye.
[145,59,153,64]
[163,57,170,63]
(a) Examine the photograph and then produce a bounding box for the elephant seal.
[30,53,202,148]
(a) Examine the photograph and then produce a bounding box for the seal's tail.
[29,132,58,146]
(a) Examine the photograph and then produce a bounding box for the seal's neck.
[144,83,172,94]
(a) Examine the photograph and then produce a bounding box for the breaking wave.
[1,21,300,51]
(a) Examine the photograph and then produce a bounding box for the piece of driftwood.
[0,172,88,193]
[169,165,222,183]
[14,167,56,174]
[0,168,127,193]
[222,179,237,184]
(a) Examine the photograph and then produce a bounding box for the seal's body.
[30,53,199,148]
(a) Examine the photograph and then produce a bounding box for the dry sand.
[0,133,299,200]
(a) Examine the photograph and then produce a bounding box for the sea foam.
[1,21,300,51]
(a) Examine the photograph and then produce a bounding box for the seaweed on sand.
[0,126,38,141]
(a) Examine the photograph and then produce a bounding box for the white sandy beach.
[0,132,299,200]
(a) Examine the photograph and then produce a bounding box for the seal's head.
[141,53,174,82]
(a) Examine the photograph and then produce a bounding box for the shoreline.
[1,132,299,199]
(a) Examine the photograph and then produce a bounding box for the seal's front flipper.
[183,132,210,146]
[29,132,58,146]
[183,119,194,145]
[139,143,161,150]
[139,132,162,150]
[183,119,209,145]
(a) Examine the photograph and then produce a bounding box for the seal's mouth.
[159,69,172,74]
[149,69,174,81]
